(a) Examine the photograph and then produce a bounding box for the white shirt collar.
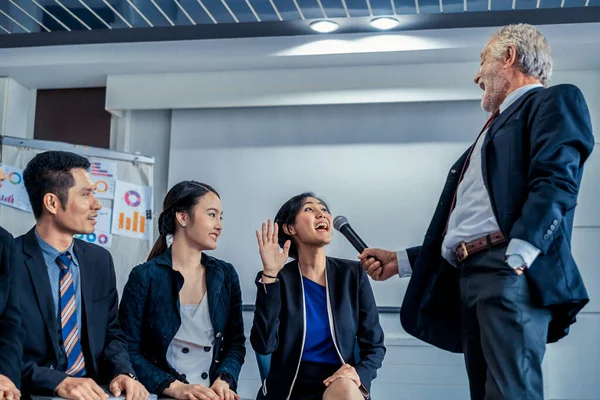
[499,83,544,114]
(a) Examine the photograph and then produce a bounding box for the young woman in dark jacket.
[119,181,245,400]
[251,192,385,400]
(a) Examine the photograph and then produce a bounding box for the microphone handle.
[340,225,368,253]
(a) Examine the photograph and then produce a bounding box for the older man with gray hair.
[359,23,594,399]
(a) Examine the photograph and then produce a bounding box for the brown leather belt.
[455,231,506,263]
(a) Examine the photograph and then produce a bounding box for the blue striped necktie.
[56,253,87,377]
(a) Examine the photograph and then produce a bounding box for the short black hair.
[23,151,91,219]
[274,192,330,259]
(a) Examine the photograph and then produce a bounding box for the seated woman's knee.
[323,378,362,400]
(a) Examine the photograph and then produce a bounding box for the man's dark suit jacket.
[401,84,595,353]
[13,227,135,395]
[0,226,23,387]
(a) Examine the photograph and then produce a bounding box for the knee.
[323,378,362,400]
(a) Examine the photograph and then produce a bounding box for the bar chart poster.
[90,158,117,200]
[111,180,152,240]
[0,165,33,213]
[74,207,112,248]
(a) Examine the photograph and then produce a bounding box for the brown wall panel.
[34,88,111,149]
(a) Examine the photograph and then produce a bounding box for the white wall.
[110,110,172,240]
[128,110,172,236]
[0,77,35,139]
[168,101,485,305]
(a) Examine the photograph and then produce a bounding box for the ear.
[175,211,187,227]
[503,45,517,69]
[43,193,61,216]
[282,223,295,236]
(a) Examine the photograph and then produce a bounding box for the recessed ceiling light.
[310,20,340,33]
[369,17,400,30]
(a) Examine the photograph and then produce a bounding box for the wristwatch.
[218,372,235,388]
[505,254,526,270]
[127,373,138,381]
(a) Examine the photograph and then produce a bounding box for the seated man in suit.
[0,165,23,400]
[13,151,149,400]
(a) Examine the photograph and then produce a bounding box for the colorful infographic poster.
[90,158,117,200]
[111,181,152,240]
[0,165,33,213]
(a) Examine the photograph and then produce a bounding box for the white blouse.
[166,295,215,385]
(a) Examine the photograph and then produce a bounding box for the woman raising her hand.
[251,192,385,400]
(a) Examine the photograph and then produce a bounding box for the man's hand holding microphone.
[333,216,399,281]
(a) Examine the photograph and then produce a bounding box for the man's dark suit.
[401,84,595,353]
[0,226,23,388]
[13,228,135,395]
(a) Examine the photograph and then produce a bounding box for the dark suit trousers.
[459,245,552,400]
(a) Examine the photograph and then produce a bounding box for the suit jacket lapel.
[325,258,342,355]
[73,240,95,363]
[205,261,224,332]
[23,228,61,360]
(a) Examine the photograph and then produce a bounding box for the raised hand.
[255,219,291,278]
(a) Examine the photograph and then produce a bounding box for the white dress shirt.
[397,84,543,277]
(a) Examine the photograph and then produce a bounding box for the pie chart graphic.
[125,190,141,207]
[95,180,109,193]
[8,172,22,185]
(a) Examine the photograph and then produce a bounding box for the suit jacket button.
[201,372,208,380]
[543,234,549,240]
[451,169,457,174]
[216,332,222,338]
[550,225,556,231]
[182,347,190,354]
[553,219,558,225]
[547,229,553,235]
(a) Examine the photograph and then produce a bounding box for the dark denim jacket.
[119,248,246,394]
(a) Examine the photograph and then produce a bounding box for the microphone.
[333,216,368,253]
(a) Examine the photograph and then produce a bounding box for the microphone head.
[333,215,349,231]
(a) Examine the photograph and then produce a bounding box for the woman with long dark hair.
[251,192,385,400]
[120,181,245,400]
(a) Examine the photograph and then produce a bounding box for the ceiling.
[0,0,598,47]
[1,21,599,89]
[0,1,598,89]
